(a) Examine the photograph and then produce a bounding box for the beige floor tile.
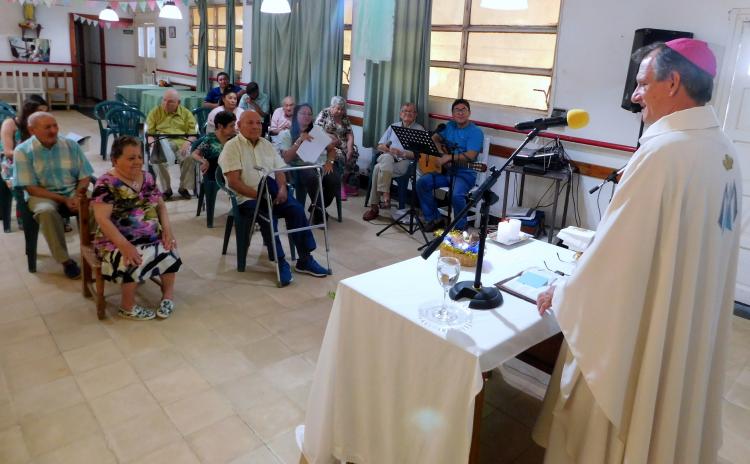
[276,322,326,354]
[0,398,16,431]
[240,337,294,368]
[130,441,201,464]
[187,415,262,463]
[75,359,140,399]
[256,310,315,335]
[727,366,750,410]
[212,319,273,347]
[0,426,30,464]
[105,410,182,463]
[3,354,71,393]
[229,445,282,464]
[260,356,315,392]
[719,426,750,464]
[20,403,101,457]
[145,366,211,404]
[0,301,38,325]
[284,383,312,411]
[217,372,286,412]
[0,334,59,368]
[191,349,257,386]
[239,396,304,442]
[157,319,215,347]
[130,346,188,381]
[42,307,94,334]
[108,324,172,357]
[164,388,234,435]
[11,376,84,422]
[266,428,305,464]
[51,323,112,352]
[0,316,48,348]
[62,339,123,374]
[89,382,161,428]
[34,435,117,464]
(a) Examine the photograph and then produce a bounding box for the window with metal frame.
[189,4,243,74]
[430,0,561,111]
[342,0,353,91]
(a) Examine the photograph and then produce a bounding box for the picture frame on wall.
[168,26,176,39]
[159,27,167,48]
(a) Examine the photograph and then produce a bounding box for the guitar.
[417,154,487,175]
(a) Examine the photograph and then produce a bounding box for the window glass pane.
[191,7,199,25]
[218,29,226,48]
[235,6,243,26]
[235,52,243,72]
[192,28,199,47]
[207,6,217,26]
[209,50,218,68]
[235,29,243,47]
[146,26,156,58]
[467,32,556,68]
[217,6,227,26]
[218,50,226,69]
[432,0,464,25]
[429,66,460,99]
[342,59,351,85]
[192,48,198,66]
[470,0,560,26]
[344,0,353,25]
[343,30,352,56]
[138,27,144,57]
[463,70,550,110]
[208,29,217,47]
[430,31,461,62]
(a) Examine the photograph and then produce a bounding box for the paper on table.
[297,125,332,164]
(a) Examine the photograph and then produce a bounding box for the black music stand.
[375,126,442,242]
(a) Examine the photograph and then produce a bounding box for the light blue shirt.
[441,120,484,155]
[13,136,94,196]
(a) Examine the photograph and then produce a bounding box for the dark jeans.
[297,168,340,208]
[238,195,316,261]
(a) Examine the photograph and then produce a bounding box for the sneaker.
[295,256,330,277]
[278,258,294,287]
[62,260,81,279]
[345,185,359,197]
[362,205,379,221]
[178,188,191,199]
[118,304,156,321]
[157,299,175,319]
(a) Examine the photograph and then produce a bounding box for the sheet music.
[297,125,331,164]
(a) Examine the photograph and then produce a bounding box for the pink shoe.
[345,185,359,196]
[340,186,347,201]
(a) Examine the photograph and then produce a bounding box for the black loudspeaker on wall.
[621,28,694,113]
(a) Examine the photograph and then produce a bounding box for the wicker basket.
[439,244,478,267]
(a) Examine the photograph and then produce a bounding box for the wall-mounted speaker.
[621,28,693,113]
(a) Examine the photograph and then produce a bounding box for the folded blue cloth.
[518,271,548,288]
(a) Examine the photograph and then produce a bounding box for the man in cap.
[534,38,742,464]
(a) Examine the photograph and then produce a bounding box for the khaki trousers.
[153,140,195,193]
[28,196,70,263]
[367,154,410,207]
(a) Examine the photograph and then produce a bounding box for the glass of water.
[419,256,465,328]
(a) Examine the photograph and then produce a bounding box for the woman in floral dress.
[92,136,181,321]
[315,96,359,199]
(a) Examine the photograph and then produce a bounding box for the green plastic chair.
[0,102,16,116]
[105,106,146,138]
[93,101,126,159]
[192,107,212,137]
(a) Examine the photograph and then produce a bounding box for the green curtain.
[196,0,210,93]
[353,0,395,63]
[362,0,432,148]
[224,0,235,78]
[251,0,343,113]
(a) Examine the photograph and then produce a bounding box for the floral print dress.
[315,108,359,188]
[92,172,181,283]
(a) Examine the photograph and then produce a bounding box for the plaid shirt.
[13,136,94,197]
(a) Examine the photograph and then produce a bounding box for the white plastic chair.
[18,71,45,101]
[0,71,21,109]
[437,135,491,226]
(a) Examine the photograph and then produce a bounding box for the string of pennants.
[6,0,190,13]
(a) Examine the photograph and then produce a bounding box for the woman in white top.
[206,89,243,133]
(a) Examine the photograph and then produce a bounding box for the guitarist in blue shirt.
[417,99,484,232]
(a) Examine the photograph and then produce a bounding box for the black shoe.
[163,189,173,200]
[63,260,81,279]
[178,188,191,199]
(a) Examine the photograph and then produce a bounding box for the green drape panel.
[362,0,432,148]
[224,0,235,77]
[196,0,209,93]
[251,0,343,113]
[353,0,395,63]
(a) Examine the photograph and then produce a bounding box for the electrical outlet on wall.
[162,50,167,59]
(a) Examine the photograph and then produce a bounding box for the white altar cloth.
[303,239,574,464]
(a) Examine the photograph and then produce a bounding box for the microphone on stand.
[589,166,626,194]
[514,109,590,131]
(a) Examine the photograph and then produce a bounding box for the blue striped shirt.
[13,136,94,197]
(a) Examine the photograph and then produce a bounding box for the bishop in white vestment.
[534,39,742,463]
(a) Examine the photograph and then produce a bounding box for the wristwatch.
[326,160,335,165]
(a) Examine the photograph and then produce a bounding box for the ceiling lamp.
[159,0,183,20]
[480,0,528,10]
[260,0,291,14]
[98,5,120,22]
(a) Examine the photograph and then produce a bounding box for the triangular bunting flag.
[147,0,156,10]
[138,1,146,11]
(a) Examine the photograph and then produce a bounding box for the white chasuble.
[536,106,742,464]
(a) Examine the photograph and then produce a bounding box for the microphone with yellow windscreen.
[514,109,590,131]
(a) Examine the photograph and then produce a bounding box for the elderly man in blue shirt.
[13,112,94,278]
[417,99,484,231]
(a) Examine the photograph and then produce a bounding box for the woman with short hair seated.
[276,103,339,224]
[192,110,236,180]
[315,96,359,199]
[92,136,182,321]
[206,88,243,133]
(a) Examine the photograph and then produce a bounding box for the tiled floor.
[0,110,748,463]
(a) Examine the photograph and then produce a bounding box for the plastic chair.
[290,166,343,223]
[94,100,126,159]
[191,137,220,228]
[105,106,146,138]
[115,92,138,108]
[216,166,298,280]
[192,107,211,137]
[0,101,16,115]
[1,180,13,233]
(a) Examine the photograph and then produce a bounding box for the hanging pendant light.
[159,0,183,20]
[260,0,291,14]
[98,5,120,22]
[480,0,528,10]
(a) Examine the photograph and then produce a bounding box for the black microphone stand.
[421,127,541,310]
[588,165,625,195]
